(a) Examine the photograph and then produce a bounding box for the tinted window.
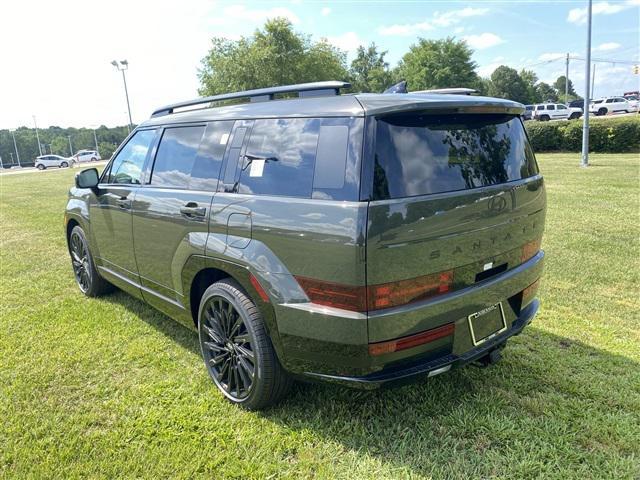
[547,105,555,110]
[108,129,156,184]
[373,114,539,200]
[238,118,320,197]
[190,121,234,191]
[536,106,544,110]
[150,126,205,188]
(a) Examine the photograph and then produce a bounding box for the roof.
[139,92,524,128]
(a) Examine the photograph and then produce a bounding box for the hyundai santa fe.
[65,81,546,410]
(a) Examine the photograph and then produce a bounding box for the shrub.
[524,115,640,153]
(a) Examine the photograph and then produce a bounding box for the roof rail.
[411,88,477,95]
[151,81,351,118]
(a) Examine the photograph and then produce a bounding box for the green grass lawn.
[1,154,639,479]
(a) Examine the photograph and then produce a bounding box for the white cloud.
[327,32,364,53]
[463,33,504,50]
[594,42,621,51]
[478,62,503,77]
[378,21,433,36]
[432,7,489,27]
[567,0,638,24]
[454,26,465,34]
[379,7,488,36]
[321,7,331,16]
[210,4,300,25]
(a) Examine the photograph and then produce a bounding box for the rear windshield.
[373,113,539,200]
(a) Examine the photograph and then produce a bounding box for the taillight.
[294,276,367,312]
[295,269,454,313]
[367,270,453,310]
[522,278,541,306]
[369,323,455,356]
[521,238,542,263]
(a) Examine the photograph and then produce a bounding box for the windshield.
[373,113,539,200]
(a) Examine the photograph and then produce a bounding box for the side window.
[547,105,555,110]
[190,121,234,191]
[536,106,544,111]
[237,118,320,198]
[150,126,205,188]
[108,129,156,184]
[605,99,614,103]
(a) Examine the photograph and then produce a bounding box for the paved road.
[0,160,108,177]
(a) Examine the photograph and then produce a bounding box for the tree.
[553,75,577,102]
[396,37,480,91]
[536,82,558,103]
[349,43,392,93]
[488,66,528,103]
[520,69,540,104]
[198,18,348,95]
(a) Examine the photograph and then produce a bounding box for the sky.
[1,0,638,129]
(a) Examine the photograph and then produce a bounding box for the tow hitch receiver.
[475,343,505,368]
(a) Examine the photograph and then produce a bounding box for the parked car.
[523,105,534,120]
[65,81,546,410]
[71,150,101,164]
[531,103,580,121]
[35,155,71,170]
[568,99,585,108]
[622,94,639,111]
[589,97,633,116]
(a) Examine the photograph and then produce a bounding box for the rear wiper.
[241,153,278,170]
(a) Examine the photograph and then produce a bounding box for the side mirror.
[75,168,99,189]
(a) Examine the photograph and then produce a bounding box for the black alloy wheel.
[198,279,292,410]
[200,295,256,400]
[70,229,92,293]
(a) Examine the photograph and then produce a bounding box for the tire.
[68,225,113,297]
[61,161,69,168]
[90,157,97,162]
[37,164,45,170]
[198,279,292,410]
[539,115,550,122]
[597,108,607,116]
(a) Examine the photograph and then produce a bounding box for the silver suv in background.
[71,150,101,164]
[35,155,71,170]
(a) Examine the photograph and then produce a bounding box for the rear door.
[366,112,545,310]
[131,121,233,318]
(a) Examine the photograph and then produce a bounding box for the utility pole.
[111,60,133,132]
[68,135,73,157]
[565,53,570,103]
[591,63,596,99]
[581,0,593,168]
[33,115,43,156]
[10,129,21,167]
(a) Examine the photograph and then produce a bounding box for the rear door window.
[150,126,205,188]
[373,113,539,200]
[189,121,234,191]
[237,118,320,198]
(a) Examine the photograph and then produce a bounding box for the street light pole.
[93,128,100,155]
[565,53,569,103]
[33,115,43,156]
[10,129,21,167]
[68,135,73,157]
[581,0,593,168]
[111,60,133,132]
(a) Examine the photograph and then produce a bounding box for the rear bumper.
[303,298,539,389]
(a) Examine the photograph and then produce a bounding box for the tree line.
[199,18,580,105]
[0,125,130,167]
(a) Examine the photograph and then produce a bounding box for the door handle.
[116,197,131,209]
[180,203,207,218]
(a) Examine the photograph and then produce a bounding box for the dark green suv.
[65,81,545,409]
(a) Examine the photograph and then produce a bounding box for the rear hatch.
[366,112,545,316]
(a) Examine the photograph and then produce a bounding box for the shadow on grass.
[102,290,639,477]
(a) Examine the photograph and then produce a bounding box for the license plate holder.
[468,302,507,346]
